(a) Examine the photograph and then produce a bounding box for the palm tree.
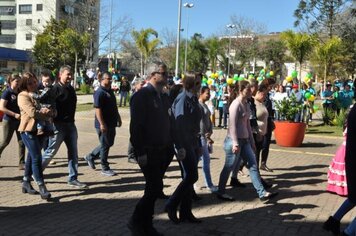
[281,30,317,87]
[312,36,342,89]
[205,37,224,72]
[131,28,161,76]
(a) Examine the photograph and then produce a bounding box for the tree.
[281,30,317,87]
[187,33,209,73]
[33,17,89,74]
[205,37,225,72]
[33,18,67,70]
[60,28,90,88]
[131,28,161,76]
[294,0,351,38]
[312,37,342,88]
[258,39,287,79]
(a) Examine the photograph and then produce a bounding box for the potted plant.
[274,94,307,147]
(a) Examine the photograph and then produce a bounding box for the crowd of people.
[0,62,355,236]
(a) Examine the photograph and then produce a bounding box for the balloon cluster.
[304,92,315,102]
[257,69,274,83]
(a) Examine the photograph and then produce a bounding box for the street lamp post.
[226,24,236,78]
[175,0,182,77]
[88,26,95,66]
[183,3,194,73]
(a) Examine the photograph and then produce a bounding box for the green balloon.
[304,92,311,99]
[202,78,208,83]
[237,77,244,81]
[306,73,312,79]
[233,74,238,79]
[265,72,271,78]
[257,76,264,81]
[291,70,298,78]
[313,105,319,111]
[259,69,265,76]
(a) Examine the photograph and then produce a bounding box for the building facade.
[0,0,100,67]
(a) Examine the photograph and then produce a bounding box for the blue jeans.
[199,137,214,188]
[21,132,44,185]
[345,217,356,235]
[42,122,79,182]
[119,91,128,106]
[87,128,116,171]
[218,136,265,198]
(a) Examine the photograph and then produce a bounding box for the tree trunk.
[140,52,144,77]
[323,63,327,91]
[298,61,302,88]
[74,52,78,89]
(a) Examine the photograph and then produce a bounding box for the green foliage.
[274,94,304,122]
[258,39,287,76]
[187,33,209,72]
[32,17,89,71]
[333,109,348,127]
[322,108,335,125]
[293,0,347,38]
[206,37,225,72]
[80,83,91,94]
[131,28,161,74]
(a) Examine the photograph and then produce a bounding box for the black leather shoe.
[157,192,169,199]
[260,192,278,202]
[260,164,273,172]
[179,212,202,223]
[261,178,272,190]
[164,205,180,224]
[323,216,340,235]
[38,184,51,200]
[230,177,246,188]
[217,193,235,201]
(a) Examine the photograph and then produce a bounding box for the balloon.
[207,79,214,85]
[286,76,293,82]
[248,74,254,79]
[265,72,271,78]
[233,76,239,81]
[269,71,274,76]
[233,74,238,79]
[313,105,319,111]
[237,77,244,81]
[257,76,264,82]
[303,77,310,84]
[306,72,312,79]
[202,78,208,84]
[259,69,265,76]
[308,95,315,101]
[227,78,234,85]
[291,70,298,78]
[218,70,224,76]
[181,74,185,79]
[304,92,311,99]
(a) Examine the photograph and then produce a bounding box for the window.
[0,20,16,30]
[0,61,7,68]
[0,35,16,44]
[17,62,25,71]
[26,34,32,41]
[19,4,32,14]
[26,19,32,26]
[0,6,15,15]
[36,4,43,11]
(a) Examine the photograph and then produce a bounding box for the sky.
[100,0,300,50]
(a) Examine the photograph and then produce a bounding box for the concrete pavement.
[0,106,354,236]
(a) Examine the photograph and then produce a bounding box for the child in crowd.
[31,76,57,136]
[327,126,348,196]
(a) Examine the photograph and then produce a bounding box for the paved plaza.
[0,99,355,236]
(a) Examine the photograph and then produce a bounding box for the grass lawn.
[306,124,343,137]
[76,103,94,112]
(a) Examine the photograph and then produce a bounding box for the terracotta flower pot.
[274,121,306,147]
